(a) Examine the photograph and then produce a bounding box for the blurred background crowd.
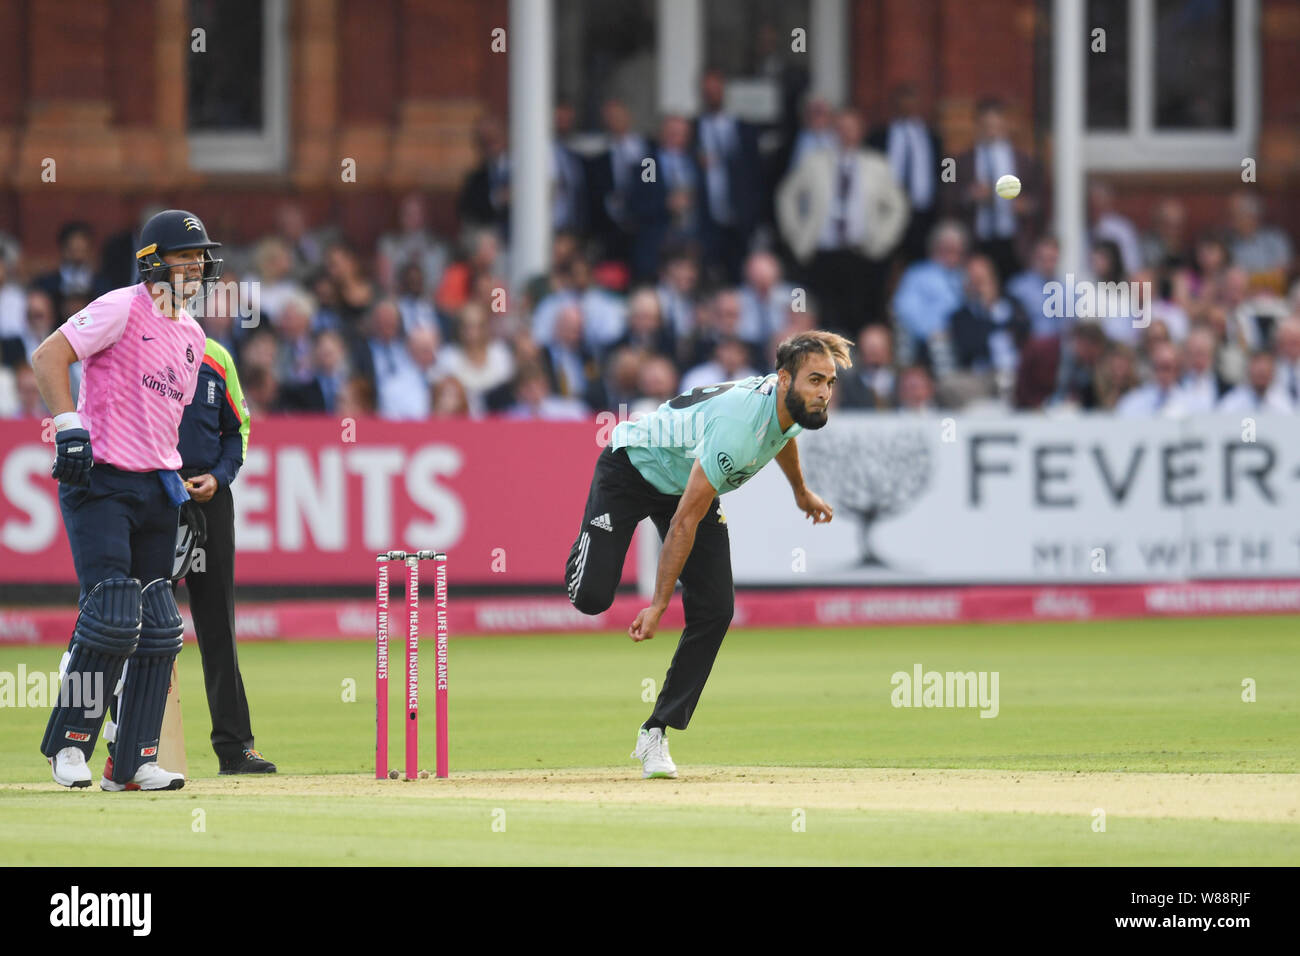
[1,74,1296,423]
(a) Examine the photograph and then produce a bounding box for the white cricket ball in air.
[995,174,1021,199]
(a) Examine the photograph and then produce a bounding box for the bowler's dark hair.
[776,330,854,377]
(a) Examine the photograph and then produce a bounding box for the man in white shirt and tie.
[951,98,1042,283]
[869,84,942,265]
[1267,317,1300,408]
[693,68,761,284]
[1116,341,1186,417]
[776,108,909,336]
[1218,351,1294,414]
[592,98,649,262]
[1175,327,1228,413]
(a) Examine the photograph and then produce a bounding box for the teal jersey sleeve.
[696,415,761,492]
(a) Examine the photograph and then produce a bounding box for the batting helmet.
[136,210,224,289]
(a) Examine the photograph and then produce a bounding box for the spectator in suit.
[541,303,602,410]
[395,260,441,339]
[615,287,675,359]
[1088,180,1143,277]
[1006,235,1064,338]
[457,116,510,235]
[274,202,332,282]
[951,98,1043,282]
[1227,192,1294,294]
[366,299,429,420]
[1050,320,1109,410]
[838,324,897,410]
[891,220,968,370]
[787,96,836,176]
[279,329,352,413]
[1116,340,1186,416]
[628,115,701,282]
[897,364,939,413]
[587,98,650,263]
[273,291,319,395]
[35,221,105,316]
[736,251,793,352]
[376,193,449,296]
[656,244,701,343]
[868,83,943,265]
[949,255,1032,391]
[552,101,588,236]
[1218,350,1293,414]
[1268,317,1300,408]
[631,354,681,415]
[679,288,747,371]
[597,346,642,413]
[1142,198,1191,271]
[693,67,763,283]
[777,107,909,336]
[1175,326,1230,413]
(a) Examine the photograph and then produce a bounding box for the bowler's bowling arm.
[31,330,79,417]
[648,460,718,614]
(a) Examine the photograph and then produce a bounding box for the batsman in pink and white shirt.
[31,209,221,793]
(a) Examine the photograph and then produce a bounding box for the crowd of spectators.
[2,75,1298,422]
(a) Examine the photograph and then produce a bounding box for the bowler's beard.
[785,386,829,429]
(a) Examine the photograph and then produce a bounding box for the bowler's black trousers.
[180,482,256,761]
[566,445,734,730]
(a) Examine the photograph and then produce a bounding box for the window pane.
[1086,0,1130,130]
[555,0,657,133]
[704,0,810,78]
[188,0,264,131]
[1155,0,1234,129]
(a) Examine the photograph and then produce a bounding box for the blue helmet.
[136,210,223,290]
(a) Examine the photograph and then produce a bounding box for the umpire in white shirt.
[777,108,908,336]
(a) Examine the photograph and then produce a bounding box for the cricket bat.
[158,661,187,776]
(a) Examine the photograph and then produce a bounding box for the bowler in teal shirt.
[567,330,850,779]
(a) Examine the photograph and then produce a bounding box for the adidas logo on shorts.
[589,513,613,532]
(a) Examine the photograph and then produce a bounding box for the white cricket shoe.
[100,756,185,792]
[631,726,678,779]
[49,747,93,788]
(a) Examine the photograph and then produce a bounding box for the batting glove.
[52,428,93,486]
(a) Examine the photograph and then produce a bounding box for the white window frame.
[1084,0,1257,171]
[187,0,289,173]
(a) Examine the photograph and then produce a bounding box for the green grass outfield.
[1,616,1296,865]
